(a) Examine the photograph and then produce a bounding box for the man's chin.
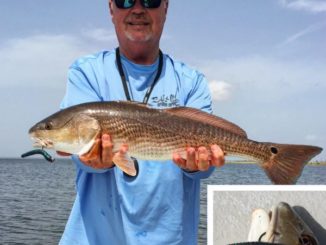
[125,31,152,42]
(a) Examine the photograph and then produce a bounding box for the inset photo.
[207,185,326,245]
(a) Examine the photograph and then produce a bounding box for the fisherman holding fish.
[22,0,323,243]
[58,0,225,244]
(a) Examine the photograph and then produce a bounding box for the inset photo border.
[207,185,326,245]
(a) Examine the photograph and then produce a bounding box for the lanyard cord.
[115,47,163,104]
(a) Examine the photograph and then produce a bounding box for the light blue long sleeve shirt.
[59,49,214,245]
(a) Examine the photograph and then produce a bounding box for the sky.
[0,0,325,160]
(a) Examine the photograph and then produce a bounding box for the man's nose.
[131,0,146,13]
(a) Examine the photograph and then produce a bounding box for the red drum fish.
[28,101,322,184]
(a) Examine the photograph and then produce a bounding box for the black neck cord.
[115,47,163,104]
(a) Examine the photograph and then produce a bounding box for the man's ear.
[164,0,169,14]
[109,0,114,16]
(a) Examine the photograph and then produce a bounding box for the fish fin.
[164,107,247,138]
[261,143,322,184]
[112,153,137,177]
[116,100,148,108]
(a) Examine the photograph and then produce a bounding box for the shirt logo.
[151,94,179,107]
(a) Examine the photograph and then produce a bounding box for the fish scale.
[28,101,322,184]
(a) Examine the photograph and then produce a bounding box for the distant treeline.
[227,160,326,166]
[309,160,326,166]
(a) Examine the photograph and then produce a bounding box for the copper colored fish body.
[28,101,322,184]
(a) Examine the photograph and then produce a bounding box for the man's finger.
[101,134,113,166]
[186,147,197,171]
[119,144,128,155]
[173,153,186,169]
[197,146,209,171]
[210,145,225,167]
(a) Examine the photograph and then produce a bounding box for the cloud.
[0,30,117,89]
[279,0,326,13]
[81,28,117,42]
[208,80,233,101]
[197,56,326,103]
[278,21,326,47]
[1,35,88,89]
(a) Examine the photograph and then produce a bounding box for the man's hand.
[172,145,225,172]
[58,134,128,169]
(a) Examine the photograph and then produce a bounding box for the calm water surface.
[1,159,325,244]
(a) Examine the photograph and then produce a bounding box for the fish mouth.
[30,135,54,149]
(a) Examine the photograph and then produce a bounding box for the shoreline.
[226,160,326,166]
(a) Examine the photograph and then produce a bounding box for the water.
[0,159,75,245]
[0,159,325,244]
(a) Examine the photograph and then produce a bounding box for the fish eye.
[44,122,53,130]
[270,146,278,154]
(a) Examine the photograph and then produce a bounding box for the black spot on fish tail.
[261,143,322,184]
[270,146,278,154]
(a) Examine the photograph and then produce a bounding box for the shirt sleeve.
[184,72,213,114]
[182,72,215,179]
[60,66,102,109]
[61,65,114,174]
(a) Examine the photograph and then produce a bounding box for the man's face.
[109,0,168,46]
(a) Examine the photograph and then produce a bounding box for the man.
[59,0,225,244]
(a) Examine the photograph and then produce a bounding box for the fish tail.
[260,143,322,184]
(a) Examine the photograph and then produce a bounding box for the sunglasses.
[114,0,162,9]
